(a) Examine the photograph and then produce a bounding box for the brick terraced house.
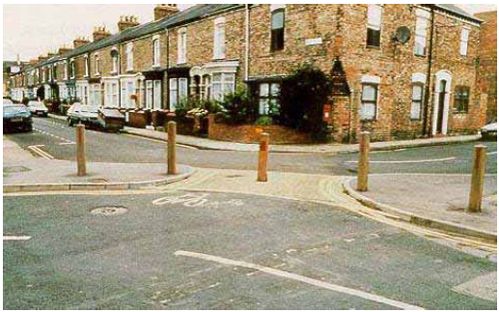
[9,4,492,142]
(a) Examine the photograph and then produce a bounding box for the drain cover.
[4,166,31,173]
[90,206,128,216]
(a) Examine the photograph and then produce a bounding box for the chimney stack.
[58,46,73,55]
[38,55,48,62]
[154,4,179,21]
[29,59,38,65]
[47,52,56,58]
[73,37,90,48]
[118,15,140,32]
[93,26,111,42]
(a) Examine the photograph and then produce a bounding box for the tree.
[279,64,333,137]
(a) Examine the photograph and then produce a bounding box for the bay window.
[211,73,235,101]
[146,80,153,108]
[169,77,188,111]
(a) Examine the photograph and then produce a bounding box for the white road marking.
[122,133,199,150]
[27,145,54,159]
[58,142,76,145]
[3,235,31,241]
[486,151,497,155]
[174,250,423,310]
[346,157,456,164]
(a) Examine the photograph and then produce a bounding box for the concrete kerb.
[342,176,497,243]
[3,167,195,193]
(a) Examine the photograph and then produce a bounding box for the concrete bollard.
[357,131,370,192]
[76,123,86,176]
[467,144,487,213]
[257,132,270,182]
[167,121,177,175]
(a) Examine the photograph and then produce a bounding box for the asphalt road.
[4,116,497,175]
[4,191,496,309]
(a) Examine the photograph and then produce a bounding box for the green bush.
[255,116,273,126]
[219,87,256,125]
[279,63,333,139]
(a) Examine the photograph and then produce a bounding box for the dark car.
[3,104,33,132]
[67,103,99,128]
[480,120,497,141]
[97,108,125,132]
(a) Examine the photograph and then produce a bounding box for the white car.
[480,120,497,141]
[67,103,99,127]
[27,101,49,117]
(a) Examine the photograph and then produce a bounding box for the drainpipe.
[244,4,250,81]
[422,5,435,137]
[165,28,170,110]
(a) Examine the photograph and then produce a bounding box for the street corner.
[342,174,498,243]
[3,190,497,309]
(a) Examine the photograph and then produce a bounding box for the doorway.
[432,70,452,136]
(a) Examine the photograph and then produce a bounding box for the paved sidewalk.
[122,125,481,154]
[3,137,192,191]
[344,174,497,238]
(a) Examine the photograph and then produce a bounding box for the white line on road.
[58,142,76,145]
[122,133,199,150]
[27,145,54,160]
[3,235,31,241]
[486,151,497,155]
[174,250,423,310]
[346,157,456,164]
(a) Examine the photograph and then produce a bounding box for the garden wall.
[207,115,311,144]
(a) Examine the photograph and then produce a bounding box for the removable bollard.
[257,132,270,182]
[357,131,370,192]
[167,121,177,175]
[468,144,487,213]
[76,123,86,176]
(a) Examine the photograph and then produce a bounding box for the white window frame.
[414,9,430,56]
[146,80,153,108]
[367,4,382,31]
[177,28,187,65]
[126,42,134,71]
[63,61,68,80]
[213,17,226,60]
[84,55,89,77]
[94,53,100,75]
[169,78,178,111]
[211,72,235,102]
[360,75,381,121]
[460,27,470,56]
[153,80,162,109]
[152,35,161,67]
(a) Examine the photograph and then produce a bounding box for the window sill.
[453,111,469,115]
[414,54,426,58]
[410,118,422,121]
[366,45,381,50]
[152,64,161,68]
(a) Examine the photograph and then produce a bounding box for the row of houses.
[7,4,497,142]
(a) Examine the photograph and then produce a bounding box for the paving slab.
[346,174,497,237]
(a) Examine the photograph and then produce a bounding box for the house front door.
[436,80,447,134]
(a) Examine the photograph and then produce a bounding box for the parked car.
[97,108,125,132]
[27,100,49,117]
[480,120,497,141]
[3,98,14,106]
[67,103,99,127]
[3,104,32,132]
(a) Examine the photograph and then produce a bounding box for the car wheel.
[25,124,33,132]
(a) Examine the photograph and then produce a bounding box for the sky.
[3,3,497,61]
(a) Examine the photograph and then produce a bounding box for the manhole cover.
[4,166,31,173]
[90,206,128,216]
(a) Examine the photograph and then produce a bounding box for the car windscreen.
[3,106,28,115]
[81,106,98,113]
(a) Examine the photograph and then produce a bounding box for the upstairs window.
[271,5,285,51]
[414,9,430,56]
[94,54,100,75]
[152,37,160,66]
[459,27,470,56]
[177,28,187,64]
[111,51,119,73]
[69,60,75,79]
[367,4,382,47]
[64,61,68,80]
[454,86,470,113]
[213,18,226,59]
[360,83,378,120]
[84,56,89,77]
[126,42,134,70]
[53,65,57,80]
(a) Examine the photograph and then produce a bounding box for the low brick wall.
[207,115,311,144]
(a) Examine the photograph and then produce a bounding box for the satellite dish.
[393,26,411,44]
